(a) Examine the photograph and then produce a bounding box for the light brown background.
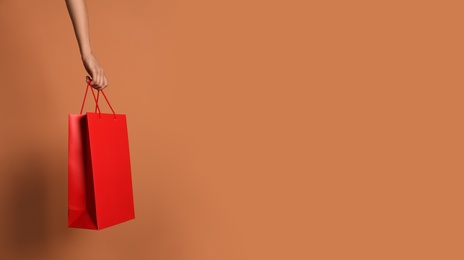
[0,0,463,259]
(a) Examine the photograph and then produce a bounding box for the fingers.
[83,54,108,90]
[90,69,108,90]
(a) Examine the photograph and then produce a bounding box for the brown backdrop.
[0,0,463,259]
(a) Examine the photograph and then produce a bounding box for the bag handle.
[80,76,116,119]
[79,80,100,114]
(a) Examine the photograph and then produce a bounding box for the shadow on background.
[5,154,51,254]
[0,3,70,259]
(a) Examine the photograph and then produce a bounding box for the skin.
[65,0,108,90]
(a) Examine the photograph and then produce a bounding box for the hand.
[82,53,108,90]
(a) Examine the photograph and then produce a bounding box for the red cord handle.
[80,77,116,118]
[79,82,89,114]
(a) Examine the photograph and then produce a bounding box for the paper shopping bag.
[68,81,135,230]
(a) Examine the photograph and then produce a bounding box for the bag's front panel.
[86,112,135,229]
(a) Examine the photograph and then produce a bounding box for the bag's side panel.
[68,114,98,229]
[87,113,135,230]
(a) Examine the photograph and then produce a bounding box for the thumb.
[86,75,92,83]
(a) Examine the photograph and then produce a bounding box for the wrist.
[80,45,93,61]
[81,51,93,62]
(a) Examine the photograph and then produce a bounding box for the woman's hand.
[83,53,108,90]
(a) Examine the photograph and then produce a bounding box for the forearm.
[65,0,92,59]
[65,0,108,89]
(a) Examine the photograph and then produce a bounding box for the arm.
[65,0,108,89]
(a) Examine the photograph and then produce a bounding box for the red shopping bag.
[68,79,135,230]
